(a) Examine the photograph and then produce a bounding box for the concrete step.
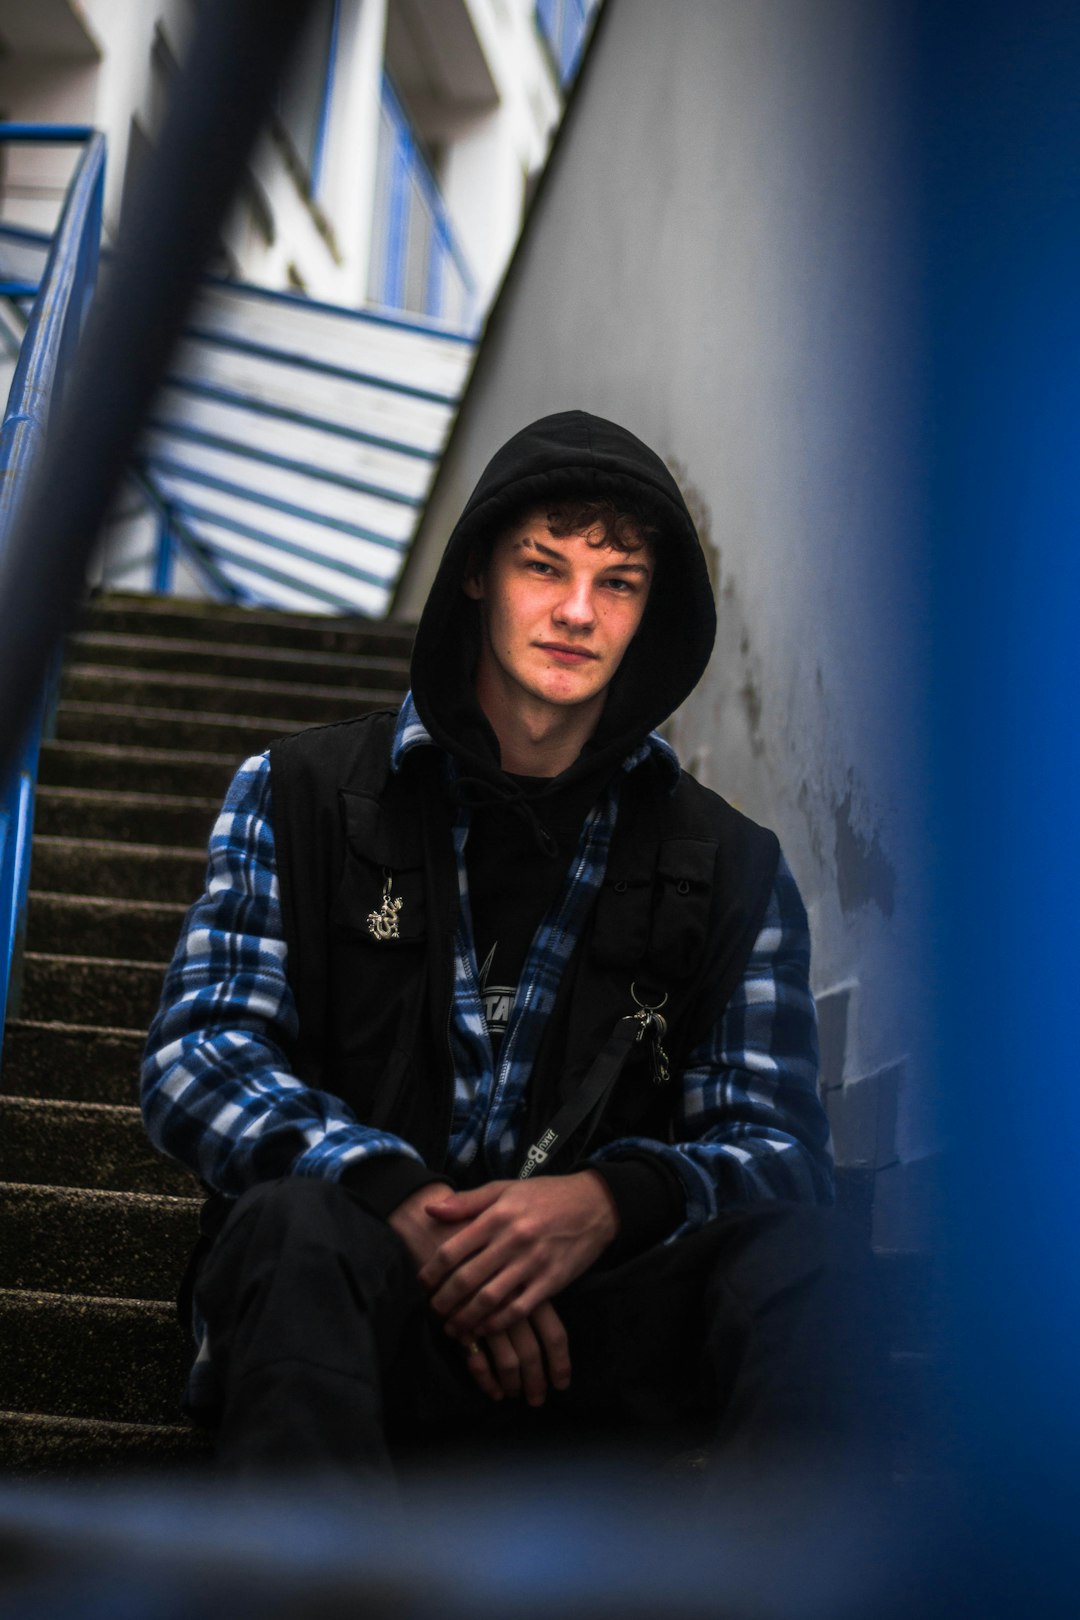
[26,892,186,963]
[0,1408,210,1474]
[39,739,240,799]
[0,1096,194,1197]
[0,1182,199,1299]
[1,1020,145,1106]
[69,629,410,689]
[34,785,220,849]
[55,698,318,756]
[0,1289,192,1425]
[30,835,205,904]
[61,663,399,725]
[20,952,166,1030]
[82,591,415,659]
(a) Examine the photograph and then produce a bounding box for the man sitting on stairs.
[141,410,881,1483]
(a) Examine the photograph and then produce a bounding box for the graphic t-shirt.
[465,770,606,1057]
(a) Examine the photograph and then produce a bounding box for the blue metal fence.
[0,124,105,1049]
[368,77,477,331]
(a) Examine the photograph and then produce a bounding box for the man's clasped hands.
[388,1169,619,1407]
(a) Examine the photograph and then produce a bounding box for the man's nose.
[553,575,595,627]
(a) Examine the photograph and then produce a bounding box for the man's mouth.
[535,642,599,662]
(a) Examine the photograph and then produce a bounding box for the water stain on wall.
[665,455,720,597]
[834,785,896,917]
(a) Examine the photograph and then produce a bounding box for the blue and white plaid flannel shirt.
[142,694,831,1239]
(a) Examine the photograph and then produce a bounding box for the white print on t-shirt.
[478,943,515,1039]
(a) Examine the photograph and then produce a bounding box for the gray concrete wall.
[396,0,931,1243]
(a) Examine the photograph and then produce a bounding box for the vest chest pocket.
[588,838,717,981]
[330,789,427,944]
[649,837,717,980]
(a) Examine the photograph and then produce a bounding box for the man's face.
[464,508,653,726]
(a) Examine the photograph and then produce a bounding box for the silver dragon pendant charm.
[367,870,403,941]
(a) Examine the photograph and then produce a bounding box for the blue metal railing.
[368,77,477,331]
[535,0,597,86]
[0,124,105,1048]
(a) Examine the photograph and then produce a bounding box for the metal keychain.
[630,983,670,1085]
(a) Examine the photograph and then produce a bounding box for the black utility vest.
[269,712,779,1177]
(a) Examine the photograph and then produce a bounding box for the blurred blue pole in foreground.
[915,0,1080,1609]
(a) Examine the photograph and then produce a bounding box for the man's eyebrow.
[519,536,651,574]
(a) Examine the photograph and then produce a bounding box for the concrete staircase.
[0,590,413,1473]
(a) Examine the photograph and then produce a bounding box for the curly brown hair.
[543,497,661,554]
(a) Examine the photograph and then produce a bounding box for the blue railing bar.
[162,374,440,461]
[380,78,476,297]
[309,0,340,199]
[0,281,39,299]
[139,456,412,551]
[199,271,476,342]
[0,123,95,144]
[145,416,424,506]
[169,497,401,587]
[202,545,371,614]
[166,526,240,601]
[0,133,106,552]
[0,222,53,247]
[177,502,396,592]
[181,517,393,597]
[172,495,401,586]
[182,323,460,404]
[127,466,242,604]
[0,729,39,1051]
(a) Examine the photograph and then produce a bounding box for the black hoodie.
[409,409,717,787]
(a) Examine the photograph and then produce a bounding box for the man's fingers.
[425,1184,503,1224]
[467,1275,552,1337]
[462,1338,503,1402]
[507,1319,547,1407]
[416,1218,500,1294]
[442,1259,534,1337]
[530,1301,571,1391]
[426,1233,524,1320]
[486,1330,524,1399]
[458,1312,569,1407]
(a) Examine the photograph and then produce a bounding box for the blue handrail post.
[153,502,176,594]
[0,703,45,1042]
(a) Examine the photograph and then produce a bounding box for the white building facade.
[0,0,595,330]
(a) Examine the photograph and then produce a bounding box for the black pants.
[194,1178,885,1482]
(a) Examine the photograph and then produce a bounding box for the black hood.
[409,409,716,790]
